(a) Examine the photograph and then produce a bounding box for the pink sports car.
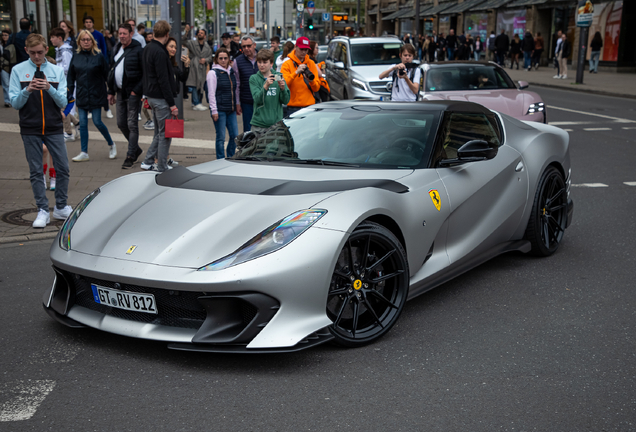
[418,62,546,123]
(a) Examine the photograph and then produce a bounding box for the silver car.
[325,36,404,100]
[44,101,573,353]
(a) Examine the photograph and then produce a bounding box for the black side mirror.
[457,140,498,160]
[439,140,498,167]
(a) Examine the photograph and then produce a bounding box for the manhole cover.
[1,208,65,227]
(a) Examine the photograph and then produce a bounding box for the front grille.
[72,275,207,329]
[368,81,390,94]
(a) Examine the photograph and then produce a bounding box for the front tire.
[326,222,409,347]
[525,166,568,256]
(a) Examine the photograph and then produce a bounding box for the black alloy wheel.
[326,222,409,347]
[525,166,568,256]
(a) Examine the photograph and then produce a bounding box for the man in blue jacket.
[9,33,71,228]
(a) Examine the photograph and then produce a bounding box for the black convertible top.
[310,100,492,115]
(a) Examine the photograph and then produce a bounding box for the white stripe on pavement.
[572,183,609,187]
[549,121,594,125]
[563,129,574,132]
[0,123,216,149]
[0,380,56,422]
[624,182,636,186]
[622,127,636,130]
[547,105,636,123]
[583,128,612,131]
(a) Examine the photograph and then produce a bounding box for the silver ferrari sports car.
[44,101,574,353]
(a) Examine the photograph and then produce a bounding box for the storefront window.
[464,13,487,41]
[0,0,11,31]
[585,1,622,62]
[496,9,526,38]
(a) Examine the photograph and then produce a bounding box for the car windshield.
[233,106,438,168]
[425,66,515,92]
[350,43,402,66]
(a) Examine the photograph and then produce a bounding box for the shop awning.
[368,6,379,14]
[400,4,435,18]
[468,0,513,11]
[441,0,487,14]
[380,2,398,13]
[382,7,413,20]
[506,0,548,7]
[421,1,457,17]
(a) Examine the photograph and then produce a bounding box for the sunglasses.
[242,44,253,48]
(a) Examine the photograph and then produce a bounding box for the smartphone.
[181,47,188,57]
[34,70,45,80]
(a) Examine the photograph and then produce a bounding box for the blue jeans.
[589,50,600,72]
[22,134,70,211]
[1,70,10,104]
[240,103,253,133]
[447,48,455,61]
[189,86,203,106]
[78,107,114,153]
[523,52,532,69]
[213,111,238,159]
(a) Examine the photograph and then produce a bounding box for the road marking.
[623,127,636,130]
[0,380,56,422]
[547,105,636,123]
[624,182,636,186]
[0,123,216,149]
[572,183,609,188]
[549,121,594,125]
[563,129,573,132]
[583,127,612,131]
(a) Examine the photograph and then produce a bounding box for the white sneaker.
[138,113,142,121]
[50,177,56,191]
[553,75,561,79]
[193,104,208,111]
[167,158,179,167]
[53,205,73,220]
[561,75,567,79]
[106,109,114,119]
[140,162,155,170]
[109,144,117,159]
[143,120,155,130]
[64,132,75,142]
[88,112,92,119]
[72,152,90,162]
[33,208,50,228]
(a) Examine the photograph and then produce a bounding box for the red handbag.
[165,115,184,138]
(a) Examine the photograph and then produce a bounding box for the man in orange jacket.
[281,37,320,115]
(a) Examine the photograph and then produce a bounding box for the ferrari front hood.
[69,162,412,268]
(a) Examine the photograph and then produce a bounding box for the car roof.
[310,100,494,115]
[332,36,403,45]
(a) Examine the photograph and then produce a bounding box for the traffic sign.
[297,4,304,11]
[323,12,330,21]
[307,6,315,16]
[307,1,314,7]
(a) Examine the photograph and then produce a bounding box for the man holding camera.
[281,37,320,115]
[9,33,71,227]
[379,43,421,102]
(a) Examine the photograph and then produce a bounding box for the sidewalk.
[504,64,636,99]
[1,68,634,243]
[0,102,234,244]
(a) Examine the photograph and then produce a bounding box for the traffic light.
[308,18,314,30]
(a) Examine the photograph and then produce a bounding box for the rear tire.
[525,166,567,256]
[326,222,409,347]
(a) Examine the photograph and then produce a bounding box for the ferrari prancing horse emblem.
[126,245,137,255]
[429,189,441,211]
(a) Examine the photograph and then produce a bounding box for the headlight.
[527,102,545,114]
[351,78,368,91]
[59,188,100,251]
[199,209,327,271]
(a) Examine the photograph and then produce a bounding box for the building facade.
[366,0,634,71]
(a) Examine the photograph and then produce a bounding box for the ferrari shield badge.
[126,245,137,255]
[429,189,441,211]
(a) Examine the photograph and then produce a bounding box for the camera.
[301,68,315,81]
[398,62,417,77]
[274,74,283,82]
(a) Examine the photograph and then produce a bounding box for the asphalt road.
[1,87,635,431]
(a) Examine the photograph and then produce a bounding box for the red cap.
[296,37,310,49]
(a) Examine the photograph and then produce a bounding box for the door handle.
[515,161,524,172]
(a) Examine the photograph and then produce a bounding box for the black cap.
[222,32,231,39]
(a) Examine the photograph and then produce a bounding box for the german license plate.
[91,284,158,314]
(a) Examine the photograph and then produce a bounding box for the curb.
[527,81,636,100]
[0,231,59,245]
